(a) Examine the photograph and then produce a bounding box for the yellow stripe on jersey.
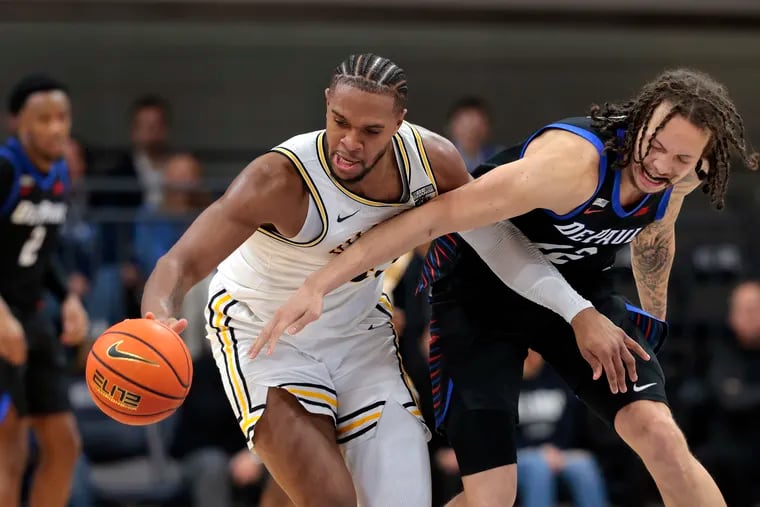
[211,292,258,431]
[379,293,393,314]
[282,387,338,409]
[316,131,409,208]
[337,410,382,435]
[407,122,438,196]
[390,320,422,412]
[260,147,328,247]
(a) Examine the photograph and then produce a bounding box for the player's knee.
[616,402,688,466]
[40,421,81,465]
[0,434,29,478]
[462,465,517,507]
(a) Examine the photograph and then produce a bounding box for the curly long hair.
[590,68,759,209]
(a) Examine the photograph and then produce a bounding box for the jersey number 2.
[18,225,47,267]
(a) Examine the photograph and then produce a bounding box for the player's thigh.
[255,388,355,507]
[23,312,72,417]
[533,295,668,426]
[430,293,528,477]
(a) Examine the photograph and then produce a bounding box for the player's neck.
[618,165,647,207]
[22,143,54,174]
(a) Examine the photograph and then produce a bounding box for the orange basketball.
[85,318,193,426]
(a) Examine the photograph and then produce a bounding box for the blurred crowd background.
[2,0,760,506]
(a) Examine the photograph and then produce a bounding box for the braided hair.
[590,68,759,209]
[329,54,408,111]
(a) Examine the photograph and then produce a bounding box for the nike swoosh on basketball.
[106,341,159,366]
[632,382,657,392]
[337,210,359,222]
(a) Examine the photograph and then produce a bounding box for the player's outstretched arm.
[141,153,307,333]
[251,132,593,353]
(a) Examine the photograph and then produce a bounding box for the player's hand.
[0,311,27,365]
[60,293,90,346]
[250,281,324,358]
[144,312,188,335]
[571,307,650,394]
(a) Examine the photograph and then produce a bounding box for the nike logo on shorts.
[337,210,359,222]
[632,382,657,393]
[106,341,159,366]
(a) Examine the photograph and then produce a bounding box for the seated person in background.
[696,280,760,507]
[517,350,609,507]
[134,153,210,356]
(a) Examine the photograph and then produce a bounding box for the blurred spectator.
[516,350,608,507]
[695,280,760,507]
[95,94,172,209]
[133,153,209,356]
[446,96,501,173]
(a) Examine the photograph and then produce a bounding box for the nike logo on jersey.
[583,208,604,215]
[337,210,359,223]
[632,382,657,393]
[106,341,159,366]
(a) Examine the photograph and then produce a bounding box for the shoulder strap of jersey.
[0,146,21,216]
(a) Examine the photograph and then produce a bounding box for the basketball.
[85,318,193,426]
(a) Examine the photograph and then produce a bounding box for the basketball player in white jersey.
[141,53,634,506]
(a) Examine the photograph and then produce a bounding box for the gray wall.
[1,20,759,178]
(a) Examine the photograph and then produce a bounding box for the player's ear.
[395,108,407,130]
[324,87,331,106]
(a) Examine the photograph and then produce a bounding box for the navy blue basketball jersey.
[0,137,68,311]
[420,117,673,289]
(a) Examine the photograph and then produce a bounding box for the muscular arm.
[307,130,599,295]
[141,153,308,319]
[630,172,702,320]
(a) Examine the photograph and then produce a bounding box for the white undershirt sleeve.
[459,221,593,323]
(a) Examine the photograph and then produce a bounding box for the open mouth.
[334,153,360,172]
[641,165,670,187]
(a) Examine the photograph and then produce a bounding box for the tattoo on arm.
[631,220,675,320]
[630,171,700,320]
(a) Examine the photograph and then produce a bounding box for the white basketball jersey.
[217,121,438,333]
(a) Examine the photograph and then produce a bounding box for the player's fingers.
[170,318,188,335]
[624,336,651,362]
[613,349,627,393]
[581,350,603,381]
[250,316,282,358]
[621,345,638,384]
[601,352,619,394]
[285,308,318,336]
[144,312,156,320]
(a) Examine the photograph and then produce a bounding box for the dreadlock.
[590,68,759,209]
[329,53,408,111]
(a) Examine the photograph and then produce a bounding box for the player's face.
[324,83,406,184]
[18,90,71,162]
[631,101,711,194]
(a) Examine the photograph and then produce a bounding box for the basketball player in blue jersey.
[255,68,759,506]
[141,54,636,507]
[0,75,89,507]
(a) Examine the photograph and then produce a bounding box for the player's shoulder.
[274,129,323,152]
[407,122,471,192]
[525,126,600,169]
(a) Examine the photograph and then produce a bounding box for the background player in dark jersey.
[0,75,89,507]
[256,69,758,506]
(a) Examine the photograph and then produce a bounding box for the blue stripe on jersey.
[5,137,66,192]
[611,169,653,218]
[655,186,675,220]
[625,303,669,354]
[417,233,460,293]
[0,147,21,215]
[519,122,608,221]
